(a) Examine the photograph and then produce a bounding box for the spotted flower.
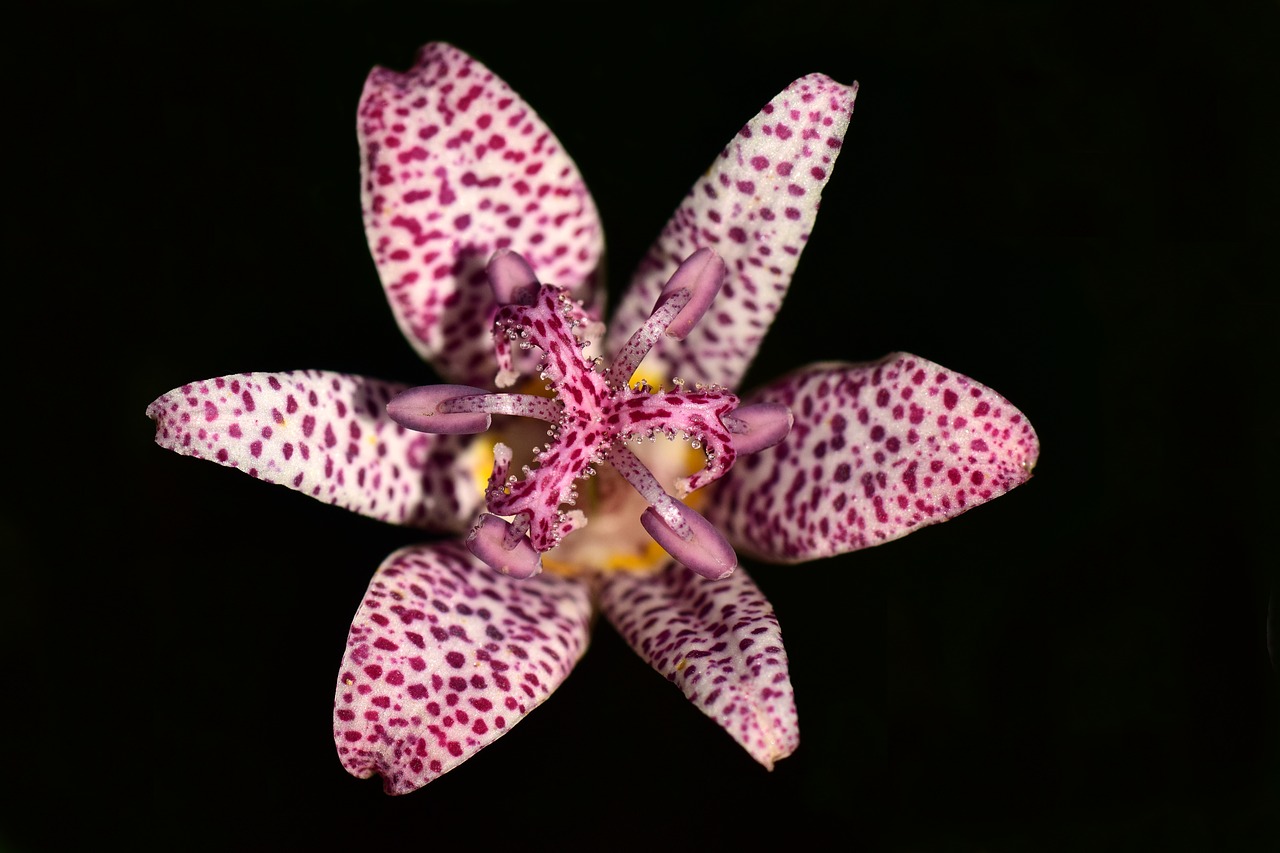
[146,42,1038,795]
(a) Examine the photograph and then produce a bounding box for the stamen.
[609,444,689,533]
[386,384,492,434]
[605,248,725,387]
[605,297,685,388]
[721,402,794,454]
[611,443,738,579]
[640,502,738,581]
[652,247,726,341]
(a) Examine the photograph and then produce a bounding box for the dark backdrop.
[6,1,1277,850]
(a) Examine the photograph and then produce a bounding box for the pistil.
[387,249,794,578]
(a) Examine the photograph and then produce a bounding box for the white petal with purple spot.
[360,42,604,386]
[147,371,480,531]
[599,561,798,769]
[607,73,857,389]
[708,354,1040,562]
[335,542,593,794]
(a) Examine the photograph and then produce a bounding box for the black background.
[6,1,1277,850]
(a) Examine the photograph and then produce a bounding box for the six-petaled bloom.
[147,42,1039,795]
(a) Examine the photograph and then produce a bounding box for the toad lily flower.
[146,43,1038,795]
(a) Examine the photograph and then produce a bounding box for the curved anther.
[387,384,492,434]
[721,402,794,454]
[488,249,540,306]
[611,443,738,579]
[640,502,738,580]
[466,513,543,578]
[652,247,726,341]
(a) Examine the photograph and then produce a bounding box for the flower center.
[387,249,793,580]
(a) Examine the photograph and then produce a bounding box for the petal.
[607,74,856,389]
[146,371,481,531]
[334,541,593,794]
[360,42,605,386]
[707,354,1040,562]
[599,561,798,769]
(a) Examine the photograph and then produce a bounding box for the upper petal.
[360,42,605,386]
[607,74,856,390]
[598,561,798,769]
[335,541,594,794]
[707,354,1039,563]
[147,371,481,531]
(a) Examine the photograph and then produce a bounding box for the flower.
[146,42,1039,795]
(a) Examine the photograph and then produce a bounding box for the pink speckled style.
[147,42,1039,795]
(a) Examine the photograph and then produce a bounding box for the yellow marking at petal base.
[675,658,688,672]
[628,365,665,394]
[367,435,379,446]
[466,438,496,497]
[542,536,672,576]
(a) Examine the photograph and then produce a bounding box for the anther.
[721,402,794,454]
[652,247,726,341]
[611,444,738,579]
[387,385,492,434]
[640,502,738,580]
[488,248,540,306]
[606,249,727,386]
[466,513,543,578]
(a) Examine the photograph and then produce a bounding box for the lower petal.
[334,540,594,794]
[147,371,481,532]
[598,561,798,769]
[708,354,1039,563]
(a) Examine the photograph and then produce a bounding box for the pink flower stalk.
[146,42,1039,795]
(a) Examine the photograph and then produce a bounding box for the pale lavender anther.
[487,249,540,307]
[641,502,738,580]
[653,247,726,341]
[722,402,794,455]
[387,384,492,434]
[466,513,543,578]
